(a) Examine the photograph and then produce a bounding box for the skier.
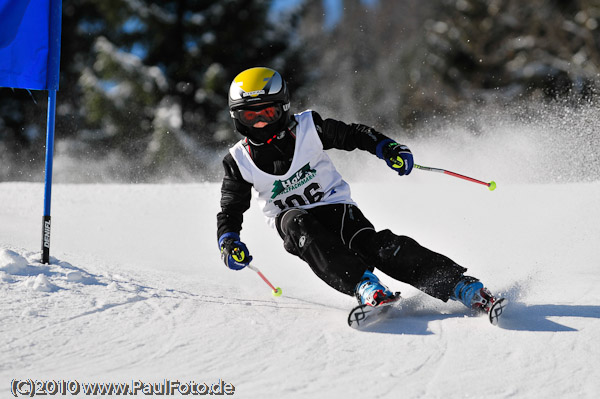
[217,66,498,315]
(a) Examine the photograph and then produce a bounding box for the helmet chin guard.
[233,110,290,144]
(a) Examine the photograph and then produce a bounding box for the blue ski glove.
[218,232,253,270]
[376,139,413,176]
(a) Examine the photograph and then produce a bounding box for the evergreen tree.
[1,0,305,182]
[80,0,305,180]
[425,0,600,103]
[297,0,600,131]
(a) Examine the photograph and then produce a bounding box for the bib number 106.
[273,182,324,210]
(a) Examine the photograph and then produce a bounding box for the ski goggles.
[235,104,283,127]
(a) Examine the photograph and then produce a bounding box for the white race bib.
[230,110,355,228]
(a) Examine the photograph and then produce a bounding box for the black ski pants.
[275,203,467,301]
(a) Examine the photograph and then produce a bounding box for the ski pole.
[414,164,497,191]
[247,264,282,297]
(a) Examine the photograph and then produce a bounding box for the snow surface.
[2,133,600,398]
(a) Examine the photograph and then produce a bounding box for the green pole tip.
[488,181,497,191]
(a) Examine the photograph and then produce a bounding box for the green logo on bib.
[271,163,317,199]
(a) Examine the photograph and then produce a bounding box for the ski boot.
[451,276,493,312]
[355,270,398,307]
[451,276,506,324]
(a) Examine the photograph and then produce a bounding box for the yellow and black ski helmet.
[228,67,289,110]
[228,67,291,142]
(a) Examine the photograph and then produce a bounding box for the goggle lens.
[237,105,282,126]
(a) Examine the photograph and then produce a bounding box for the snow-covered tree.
[0,0,305,182]
[424,0,600,104]
[79,0,305,180]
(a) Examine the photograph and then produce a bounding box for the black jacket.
[216,111,394,239]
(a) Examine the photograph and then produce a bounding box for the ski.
[348,295,507,329]
[487,297,507,325]
[348,293,401,329]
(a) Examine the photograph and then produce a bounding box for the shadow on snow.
[355,303,600,334]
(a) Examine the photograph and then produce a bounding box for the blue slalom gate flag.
[0,0,62,263]
[0,0,61,90]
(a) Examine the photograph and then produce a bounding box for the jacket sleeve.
[311,111,394,155]
[216,153,252,239]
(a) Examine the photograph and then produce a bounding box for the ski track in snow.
[1,177,600,398]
